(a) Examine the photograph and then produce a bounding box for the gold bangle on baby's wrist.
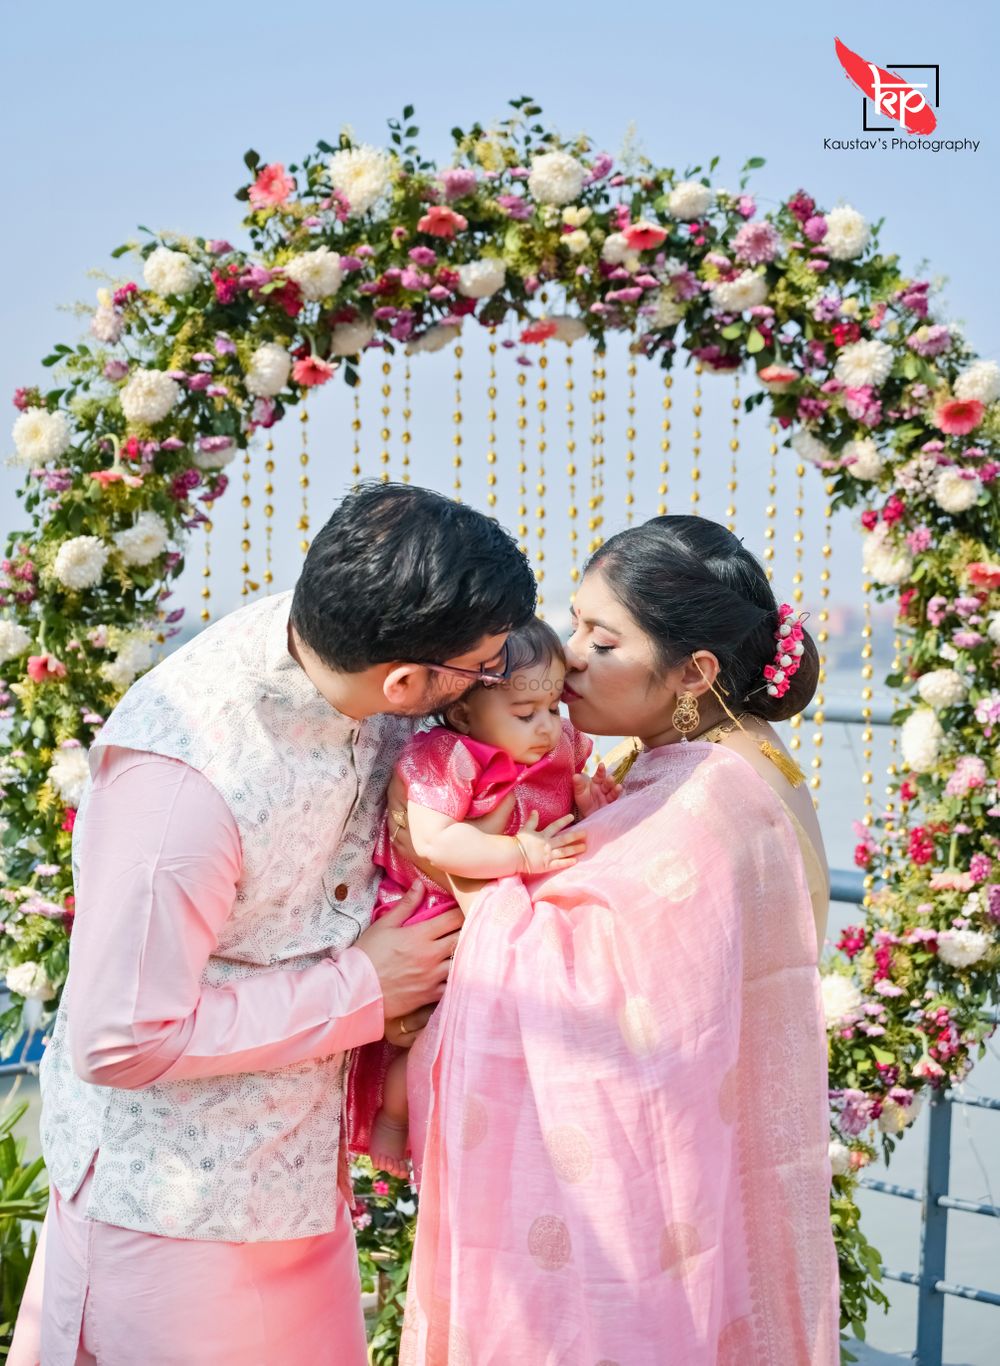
[512,834,531,873]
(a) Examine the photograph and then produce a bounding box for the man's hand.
[355,882,462,1021]
[572,763,622,819]
[384,1004,436,1048]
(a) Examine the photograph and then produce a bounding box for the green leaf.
[746,327,765,354]
[901,353,919,380]
[243,149,261,173]
[746,156,766,169]
[316,139,334,154]
[871,1046,895,1065]
[402,105,415,120]
[720,323,744,340]
[450,126,464,141]
[110,244,131,259]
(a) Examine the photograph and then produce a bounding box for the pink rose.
[248,163,295,209]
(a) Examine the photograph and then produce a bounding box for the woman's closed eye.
[590,643,614,654]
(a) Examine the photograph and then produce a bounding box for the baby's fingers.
[541,812,577,838]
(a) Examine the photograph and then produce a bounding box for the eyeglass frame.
[410,639,512,687]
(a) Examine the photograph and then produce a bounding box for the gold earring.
[672,691,700,736]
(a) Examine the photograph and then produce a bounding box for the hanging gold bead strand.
[400,358,412,484]
[484,335,498,509]
[762,421,779,581]
[262,438,275,592]
[379,355,392,484]
[787,460,807,760]
[535,347,548,610]
[725,373,740,532]
[350,377,362,484]
[690,361,703,513]
[451,343,464,501]
[657,371,672,515]
[588,351,606,553]
[240,443,257,597]
[625,353,637,525]
[200,506,213,623]
[809,479,835,801]
[516,368,529,555]
[566,347,580,586]
[860,574,876,906]
[297,403,310,554]
[882,630,904,860]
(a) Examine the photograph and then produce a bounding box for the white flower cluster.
[5,962,56,1002]
[120,369,180,426]
[823,205,870,260]
[650,292,686,329]
[12,408,73,467]
[937,929,989,969]
[192,439,237,471]
[102,634,156,691]
[48,744,90,807]
[821,973,862,1028]
[328,320,376,356]
[988,613,1000,646]
[548,315,588,345]
[878,1094,923,1135]
[244,342,292,398]
[91,289,124,344]
[791,429,832,466]
[862,523,913,586]
[601,232,640,272]
[328,145,394,215]
[406,324,462,356]
[527,151,586,206]
[143,246,201,297]
[667,180,714,220]
[0,619,32,665]
[282,247,342,302]
[828,1139,852,1176]
[114,511,169,567]
[456,258,506,299]
[916,668,966,709]
[934,469,982,514]
[901,707,944,772]
[842,437,884,481]
[709,270,768,313]
[953,359,1000,405]
[53,536,109,591]
[895,454,939,496]
[834,338,893,388]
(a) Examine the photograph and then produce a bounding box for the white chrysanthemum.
[823,205,870,260]
[828,1140,852,1176]
[91,305,123,344]
[120,369,180,426]
[651,292,686,329]
[456,258,506,299]
[937,929,990,969]
[917,669,966,709]
[244,342,292,397]
[12,408,73,467]
[842,437,884,481]
[988,613,1000,646]
[862,525,913,586]
[114,511,169,567]
[5,962,56,1002]
[48,745,90,807]
[328,319,376,357]
[143,246,200,297]
[709,270,768,313]
[406,324,462,356]
[527,151,586,206]
[791,429,832,466]
[53,536,109,591]
[550,315,588,345]
[102,635,156,691]
[282,246,342,302]
[934,469,982,514]
[834,339,893,388]
[667,180,714,220]
[191,439,237,471]
[562,228,590,255]
[821,973,863,1028]
[901,708,944,772]
[328,144,395,215]
[953,359,1000,405]
[879,1094,923,1135]
[0,619,32,665]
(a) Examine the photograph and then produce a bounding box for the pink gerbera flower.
[757,364,798,392]
[732,220,781,265]
[292,356,337,388]
[27,654,67,683]
[935,398,985,436]
[417,206,468,239]
[623,220,668,251]
[248,163,295,210]
[520,320,558,344]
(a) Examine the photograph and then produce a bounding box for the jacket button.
[334,883,349,902]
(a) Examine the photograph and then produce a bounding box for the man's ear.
[382,663,426,708]
[444,699,472,734]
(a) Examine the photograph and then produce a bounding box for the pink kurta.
[403,741,840,1366]
[10,747,380,1366]
[348,721,592,1157]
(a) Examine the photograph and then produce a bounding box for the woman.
[397,515,840,1365]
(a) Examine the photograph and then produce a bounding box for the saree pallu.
[404,741,840,1365]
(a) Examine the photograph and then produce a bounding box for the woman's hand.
[572,764,622,819]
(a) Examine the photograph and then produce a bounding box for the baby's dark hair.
[436,615,565,730]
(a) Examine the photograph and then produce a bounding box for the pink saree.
[403,740,840,1365]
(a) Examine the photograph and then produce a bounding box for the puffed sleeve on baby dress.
[396,726,483,820]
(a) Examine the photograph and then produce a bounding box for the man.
[12,482,536,1365]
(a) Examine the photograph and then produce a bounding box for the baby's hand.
[516,810,586,873]
[572,764,622,819]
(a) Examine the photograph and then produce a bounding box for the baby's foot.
[370,1111,411,1180]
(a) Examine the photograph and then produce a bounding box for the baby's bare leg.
[369,1053,410,1179]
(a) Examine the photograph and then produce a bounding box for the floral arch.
[2,99,998,1343]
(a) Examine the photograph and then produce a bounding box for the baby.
[348,616,618,1176]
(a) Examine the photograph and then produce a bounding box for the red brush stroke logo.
[835,37,938,134]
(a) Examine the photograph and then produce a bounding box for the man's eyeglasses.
[412,639,511,686]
